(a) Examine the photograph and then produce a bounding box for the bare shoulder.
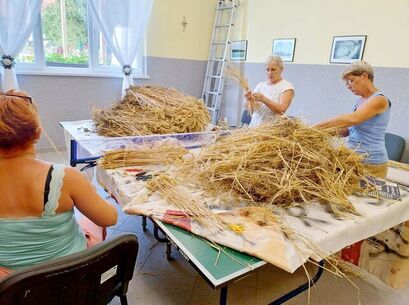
[63,167,89,188]
[64,166,83,178]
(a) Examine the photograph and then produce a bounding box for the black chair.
[385,132,406,162]
[0,234,138,305]
[240,109,252,126]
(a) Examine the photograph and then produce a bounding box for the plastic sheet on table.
[74,130,229,161]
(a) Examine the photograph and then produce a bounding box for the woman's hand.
[252,93,267,104]
[244,90,253,100]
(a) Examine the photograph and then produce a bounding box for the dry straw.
[93,86,210,137]
[98,141,188,169]
[146,174,229,232]
[388,160,409,171]
[224,64,259,115]
[179,117,372,217]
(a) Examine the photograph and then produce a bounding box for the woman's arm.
[64,167,117,227]
[314,95,389,129]
[253,89,295,114]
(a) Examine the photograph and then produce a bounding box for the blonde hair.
[342,61,374,81]
[265,56,284,70]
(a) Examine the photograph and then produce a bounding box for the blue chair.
[385,132,406,161]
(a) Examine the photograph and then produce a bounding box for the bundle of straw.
[388,160,409,171]
[224,64,258,115]
[93,86,211,137]
[146,174,228,232]
[179,118,371,216]
[98,141,188,169]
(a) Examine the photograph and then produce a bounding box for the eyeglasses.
[344,79,354,86]
[1,93,33,104]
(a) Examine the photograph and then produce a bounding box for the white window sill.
[15,68,150,79]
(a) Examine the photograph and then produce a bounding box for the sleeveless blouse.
[347,91,391,164]
[0,164,87,269]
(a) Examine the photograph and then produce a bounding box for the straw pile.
[93,86,211,136]
[179,117,371,216]
[98,141,188,169]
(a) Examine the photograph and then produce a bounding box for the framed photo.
[330,35,367,64]
[272,38,296,62]
[230,40,248,61]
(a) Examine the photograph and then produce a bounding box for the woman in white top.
[245,56,295,127]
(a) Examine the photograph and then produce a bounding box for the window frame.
[15,2,148,79]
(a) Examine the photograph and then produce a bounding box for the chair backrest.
[241,109,252,126]
[0,234,138,305]
[385,132,406,162]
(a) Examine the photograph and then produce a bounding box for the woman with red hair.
[0,90,117,277]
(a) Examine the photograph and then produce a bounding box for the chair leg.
[119,295,128,305]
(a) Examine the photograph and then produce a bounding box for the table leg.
[70,139,77,167]
[153,222,173,259]
[153,224,168,242]
[269,260,324,305]
[80,162,96,172]
[166,241,172,260]
[142,216,147,231]
[219,286,228,305]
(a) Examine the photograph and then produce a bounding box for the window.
[17,0,146,77]
[16,34,35,64]
[42,0,89,68]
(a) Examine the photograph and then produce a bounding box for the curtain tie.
[1,55,16,69]
[122,65,132,76]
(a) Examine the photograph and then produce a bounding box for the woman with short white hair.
[244,56,295,127]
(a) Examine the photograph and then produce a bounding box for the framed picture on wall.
[330,35,367,64]
[230,40,248,61]
[272,38,296,62]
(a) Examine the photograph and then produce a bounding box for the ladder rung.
[205,90,222,95]
[206,74,222,79]
[218,5,235,10]
[202,0,238,120]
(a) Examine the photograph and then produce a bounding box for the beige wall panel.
[147,0,217,60]
[246,0,409,67]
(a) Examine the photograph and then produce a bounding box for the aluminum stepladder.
[202,0,240,125]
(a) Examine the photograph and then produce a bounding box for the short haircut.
[0,90,40,153]
[265,56,284,70]
[342,61,374,81]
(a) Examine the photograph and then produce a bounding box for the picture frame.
[330,35,367,64]
[272,38,296,62]
[230,40,248,61]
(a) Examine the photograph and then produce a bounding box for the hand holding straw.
[244,89,257,115]
[224,64,259,115]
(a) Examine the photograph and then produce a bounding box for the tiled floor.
[39,151,409,305]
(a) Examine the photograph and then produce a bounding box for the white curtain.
[89,0,153,96]
[0,0,41,91]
